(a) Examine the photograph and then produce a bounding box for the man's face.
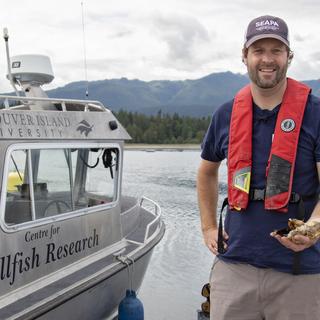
[244,38,290,89]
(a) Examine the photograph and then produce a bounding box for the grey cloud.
[84,11,135,40]
[310,52,320,61]
[293,34,305,42]
[109,30,133,39]
[152,13,211,63]
[59,57,124,71]
[296,0,320,5]
[56,57,139,81]
[162,49,234,73]
[88,58,130,72]
[290,57,320,81]
[211,51,234,60]
[86,11,130,24]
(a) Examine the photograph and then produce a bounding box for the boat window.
[77,148,119,209]
[5,150,32,224]
[4,146,119,225]
[35,149,73,218]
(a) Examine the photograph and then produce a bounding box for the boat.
[0,29,165,319]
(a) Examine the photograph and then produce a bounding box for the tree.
[115,110,210,144]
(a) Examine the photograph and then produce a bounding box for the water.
[122,150,223,320]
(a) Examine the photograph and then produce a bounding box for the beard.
[247,63,288,89]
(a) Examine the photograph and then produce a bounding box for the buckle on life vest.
[289,192,301,203]
[249,188,265,201]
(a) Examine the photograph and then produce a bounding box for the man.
[197,15,320,320]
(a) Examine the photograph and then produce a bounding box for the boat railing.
[0,94,108,112]
[140,196,162,243]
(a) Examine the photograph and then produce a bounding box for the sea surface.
[122,150,227,320]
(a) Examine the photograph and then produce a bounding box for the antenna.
[3,28,20,96]
[81,1,89,99]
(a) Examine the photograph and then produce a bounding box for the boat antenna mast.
[81,1,89,99]
[3,28,20,97]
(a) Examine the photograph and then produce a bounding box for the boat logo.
[77,120,94,136]
[280,119,295,132]
[12,61,21,68]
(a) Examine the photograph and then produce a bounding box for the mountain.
[46,72,320,117]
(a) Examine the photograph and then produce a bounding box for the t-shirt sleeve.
[313,96,320,162]
[315,136,320,162]
[201,102,231,162]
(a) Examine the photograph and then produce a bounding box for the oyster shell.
[287,219,320,240]
[274,219,320,240]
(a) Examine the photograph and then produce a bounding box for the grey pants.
[210,259,320,320]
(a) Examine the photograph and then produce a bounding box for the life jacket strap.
[217,198,228,254]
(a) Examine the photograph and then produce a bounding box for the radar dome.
[8,54,54,85]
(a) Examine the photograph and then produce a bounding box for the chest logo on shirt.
[280,119,295,132]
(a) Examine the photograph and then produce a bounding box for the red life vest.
[227,78,311,212]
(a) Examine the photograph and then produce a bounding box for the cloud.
[109,30,133,38]
[310,52,320,62]
[289,55,320,81]
[152,13,211,65]
[293,34,305,42]
[86,11,130,24]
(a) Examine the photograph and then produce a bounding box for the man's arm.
[197,159,228,255]
[271,162,320,251]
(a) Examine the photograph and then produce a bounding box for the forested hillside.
[116,110,210,144]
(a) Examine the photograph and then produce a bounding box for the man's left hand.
[270,233,318,252]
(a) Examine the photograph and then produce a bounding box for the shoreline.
[124,143,201,151]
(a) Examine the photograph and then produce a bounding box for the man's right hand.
[202,226,229,255]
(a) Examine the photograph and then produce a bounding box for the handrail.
[139,196,162,243]
[0,94,108,112]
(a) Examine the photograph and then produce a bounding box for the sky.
[0,0,319,93]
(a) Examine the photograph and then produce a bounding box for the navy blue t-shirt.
[201,93,320,274]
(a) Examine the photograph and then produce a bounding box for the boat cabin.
[0,98,130,291]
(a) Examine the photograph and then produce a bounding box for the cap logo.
[256,20,279,31]
[280,119,295,132]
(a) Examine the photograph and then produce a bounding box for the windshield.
[4,145,120,225]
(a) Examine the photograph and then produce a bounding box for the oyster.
[274,219,320,240]
[287,219,320,240]
[288,219,304,230]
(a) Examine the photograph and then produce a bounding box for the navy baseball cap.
[244,15,290,48]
